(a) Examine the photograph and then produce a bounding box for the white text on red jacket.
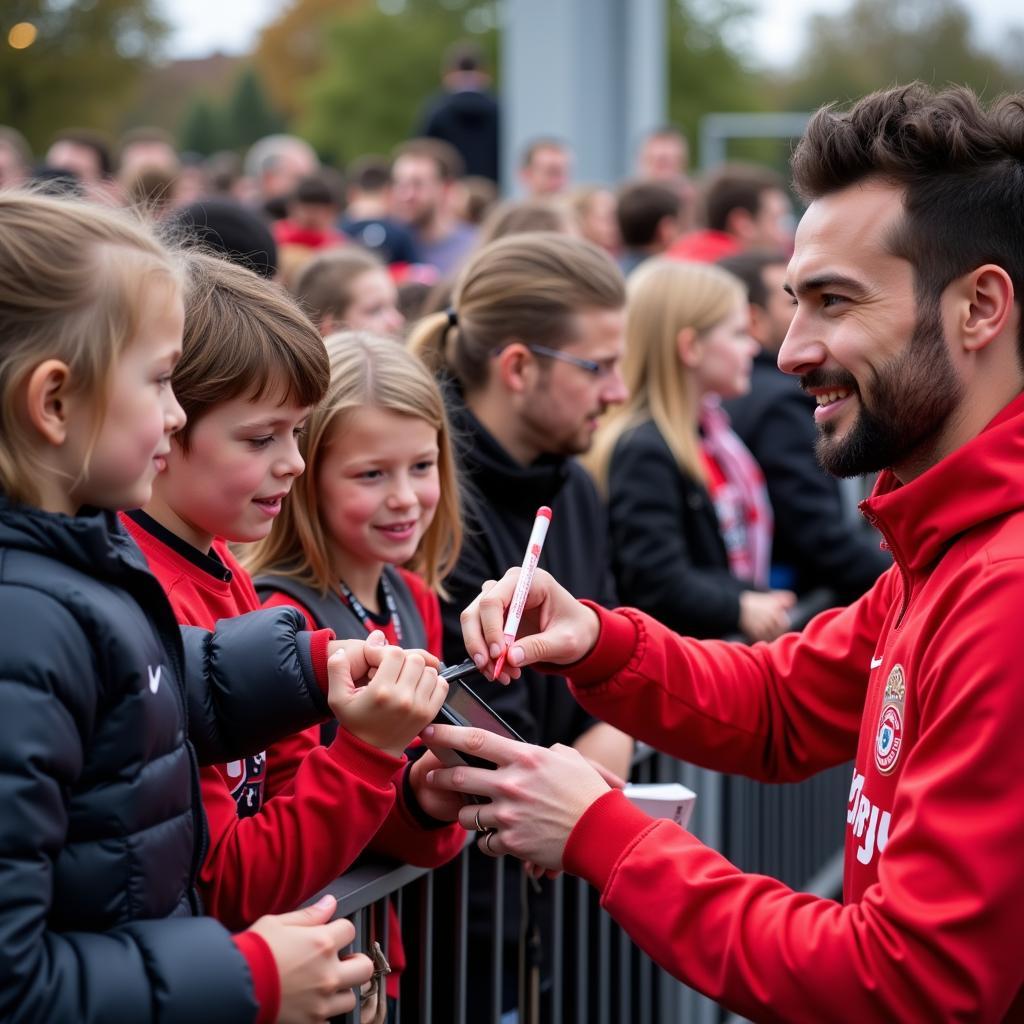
[847,769,891,866]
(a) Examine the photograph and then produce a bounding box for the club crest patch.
[875,664,906,774]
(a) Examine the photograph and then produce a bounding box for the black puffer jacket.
[0,497,330,1023]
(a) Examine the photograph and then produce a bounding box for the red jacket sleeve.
[261,725,320,801]
[199,727,405,931]
[562,568,1024,1022]
[369,764,466,868]
[566,577,895,782]
[231,930,279,1024]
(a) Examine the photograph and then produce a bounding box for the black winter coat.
[417,88,500,183]
[0,497,330,1023]
[439,400,618,998]
[723,351,890,600]
[441,403,617,747]
[608,418,747,638]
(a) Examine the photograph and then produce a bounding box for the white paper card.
[623,783,697,829]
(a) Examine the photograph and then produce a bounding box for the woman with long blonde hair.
[588,259,794,641]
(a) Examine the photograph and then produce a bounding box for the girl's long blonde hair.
[244,331,461,596]
[586,259,746,490]
[0,190,181,506]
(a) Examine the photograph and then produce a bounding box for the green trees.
[783,0,1024,110]
[0,0,167,152]
[257,0,497,165]
[178,66,285,156]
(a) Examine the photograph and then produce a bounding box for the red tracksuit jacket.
[561,393,1024,1022]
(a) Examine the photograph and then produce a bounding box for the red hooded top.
[561,392,1024,1022]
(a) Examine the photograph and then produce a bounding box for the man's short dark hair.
[392,137,465,182]
[616,181,681,247]
[443,40,484,75]
[346,156,391,194]
[791,83,1024,363]
[520,136,568,169]
[292,171,341,206]
[49,129,114,177]
[717,250,788,309]
[703,162,785,232]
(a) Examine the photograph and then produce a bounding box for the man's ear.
[494,341,535,394]
[954,264,1015,354]
[675,326,700,368]
[25,359,74,445]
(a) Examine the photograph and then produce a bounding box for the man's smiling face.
[779,179,964,478]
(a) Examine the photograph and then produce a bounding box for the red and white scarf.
[699,396,773,587]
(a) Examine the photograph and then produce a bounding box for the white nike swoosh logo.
[870,656,884,669]
[148,665,162,694]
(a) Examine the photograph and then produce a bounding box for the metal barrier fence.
[318,753,848,1024]
[319,591,851,1023]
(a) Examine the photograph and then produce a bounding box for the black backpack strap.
[255,569,429,651]
[253,574,364,637]
[381,565,428,651]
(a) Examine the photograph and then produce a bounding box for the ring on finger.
[474,808,485,832]
[483,828,498,853]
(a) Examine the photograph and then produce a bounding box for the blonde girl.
[588,258,795,642]
[247,330,460,654]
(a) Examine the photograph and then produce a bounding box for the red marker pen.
[493,506,552,678]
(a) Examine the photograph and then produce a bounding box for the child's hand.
[247,895,373,1024]
[328,646,448,758]
[409,748,464,822]
[327,632,440,686]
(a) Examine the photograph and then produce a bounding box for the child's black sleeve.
[0,589,258,1024]
[181,604,331,765]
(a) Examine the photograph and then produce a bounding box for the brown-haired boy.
[121,252,463,1001]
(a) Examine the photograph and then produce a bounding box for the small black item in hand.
[432,659,524,771]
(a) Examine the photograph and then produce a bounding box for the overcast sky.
[158,0,1021,69]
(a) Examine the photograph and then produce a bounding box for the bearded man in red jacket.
[424,83,1024,1023]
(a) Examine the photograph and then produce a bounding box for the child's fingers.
[364,646,407,692]
[392,651,427,698]
[421,670,449,719]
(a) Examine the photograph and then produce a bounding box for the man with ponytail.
[409,231,634,1017]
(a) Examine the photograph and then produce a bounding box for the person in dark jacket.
[719,250,891,599]
[409,232,634,1018]
[0,192,418,1023]
[588,259,795,641]
[417,40,500,184]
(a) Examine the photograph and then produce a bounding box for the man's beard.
[804,301,963,478]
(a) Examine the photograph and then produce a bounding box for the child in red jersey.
[123,252,457,958]
[244,331,468,998]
